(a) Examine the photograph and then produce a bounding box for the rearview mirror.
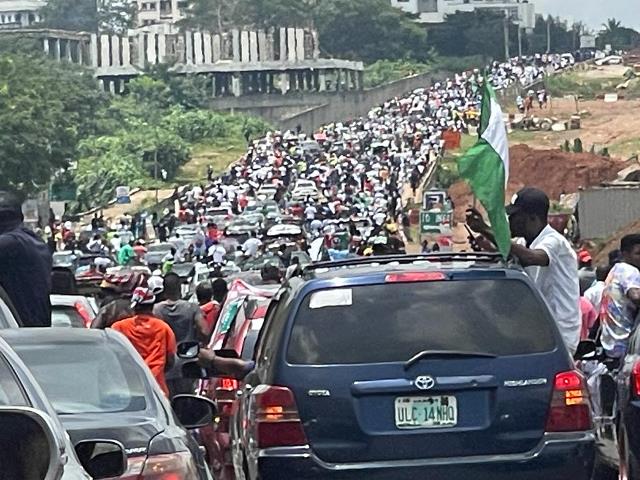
[75,439,127,479]
[177,341,200,359]
[0,407,66,480]
[171,395,217,429]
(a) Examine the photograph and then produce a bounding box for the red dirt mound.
[449,144,624,221]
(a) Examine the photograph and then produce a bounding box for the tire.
[620,429,640,480]
[593,456,617,480]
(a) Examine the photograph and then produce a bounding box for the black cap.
[506,187,550,218]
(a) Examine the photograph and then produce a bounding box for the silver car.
[0,336,126,479]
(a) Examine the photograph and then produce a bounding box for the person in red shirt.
[112,287,177,397]
[196,279,229,334]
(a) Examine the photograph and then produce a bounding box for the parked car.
[231,253,595,480]
[589,324,640,479]
[0,285,21,328]
[198,295,273,479]
[50,294,98,328]
[0,334,126,479]
[1,328,216,480]
[144,242,174,267]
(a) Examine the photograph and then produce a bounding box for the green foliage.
[436,164,460,190]
[0,53,106,196]
[430,55,487,75]
[598,18,640,50]
[315,0,429,64]
[162,108,228,142]
[364,60,432,89]
[39,0,135,33]
[545,73,621,99]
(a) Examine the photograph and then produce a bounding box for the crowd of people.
[0,50,596,400]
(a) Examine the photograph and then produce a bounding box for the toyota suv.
[231,253,596,480]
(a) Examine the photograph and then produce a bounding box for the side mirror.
[171,395,217,429]
[0,407,67,480]
[574,340,598,360]
[75,439,127,479]
[177,341,200,359]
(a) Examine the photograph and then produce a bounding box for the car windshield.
[53,253,74,266]
[14,341,148,414]
[287,279,557,365]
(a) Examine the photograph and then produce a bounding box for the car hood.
[60,411,164,456]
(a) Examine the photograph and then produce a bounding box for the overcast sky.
[532,0,640,32]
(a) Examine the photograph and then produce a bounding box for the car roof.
[300,253,522,282]
[0,327,120,347]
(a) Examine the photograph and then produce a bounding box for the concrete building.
[136,0,185,27]
[0,0,45,29]
[391,0,535,29]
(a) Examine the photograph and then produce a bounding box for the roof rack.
[303,252,508,273]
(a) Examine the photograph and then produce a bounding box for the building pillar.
[65,40,73,62]
[280,73,290,95]
[318,71,326,92]
[43,38,49,56]
[357,71,364,91]
[90,34,99,67]
[76,41,83,65]
[336,69,342,92]
[54,38,61,61]
[231,73,241,97]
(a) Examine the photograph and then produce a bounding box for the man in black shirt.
[0,191,52,327]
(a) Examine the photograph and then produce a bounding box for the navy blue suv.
[230,253,596,480]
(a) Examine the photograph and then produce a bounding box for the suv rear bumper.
[254,432,595,480]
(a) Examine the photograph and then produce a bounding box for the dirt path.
[82,189,175,225]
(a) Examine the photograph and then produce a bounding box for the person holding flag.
[461,79,581,355]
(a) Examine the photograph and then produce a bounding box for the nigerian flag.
[457,81,511,258]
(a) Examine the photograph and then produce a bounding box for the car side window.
[0,355,29,406]
[254,290,290,365]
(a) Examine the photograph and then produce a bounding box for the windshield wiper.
[404,350,497,370]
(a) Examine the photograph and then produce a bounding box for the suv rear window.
[287,280,557,365]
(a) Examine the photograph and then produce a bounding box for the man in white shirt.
[506,188,581,354]
[468,188,581,355]
[242,232,262,257]
[207,240,227,264]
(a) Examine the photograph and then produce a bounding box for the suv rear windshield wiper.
[404,350,497,370]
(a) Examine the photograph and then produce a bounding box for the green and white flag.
[457,81,511,258]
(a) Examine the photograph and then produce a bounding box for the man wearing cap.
[469,187,581,354]
[0,191,52,327]
[112,287,177,397]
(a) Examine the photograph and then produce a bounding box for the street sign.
[420,211,453,234]
[580,35,596,49]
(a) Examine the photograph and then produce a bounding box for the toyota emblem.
[414,376,436,391]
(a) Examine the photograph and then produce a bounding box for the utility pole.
[517,24,523,57]
[154,149,159,204]
[503,10,510,61]
[546,16,552,53]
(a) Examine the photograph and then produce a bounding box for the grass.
[175,136,247,184]
[608,137,640,160]
[546,72,628,99]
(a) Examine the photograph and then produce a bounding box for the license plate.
[394,396,458,429]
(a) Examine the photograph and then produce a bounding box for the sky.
[533,0,640,32]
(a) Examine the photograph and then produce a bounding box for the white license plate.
[394,396,458,429]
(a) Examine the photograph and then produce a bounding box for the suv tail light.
[545,370,591,432]
[139,452,199,479]
[632,361,640,397]
[251,385,308,448]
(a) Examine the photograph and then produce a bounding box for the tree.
[178,0,242,32]
[597,18,640,50]
[315,0,429,63]
[39,0,134,33]
[39,0,98,32]
[0,54,106,196]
